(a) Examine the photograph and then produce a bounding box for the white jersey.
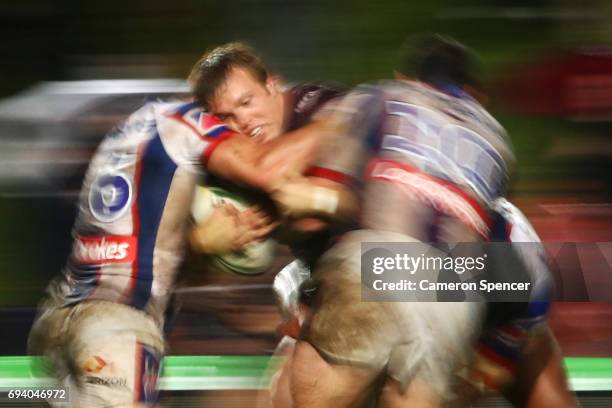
[492,198,541,243]
[316,80,514,239]
[491,198,552,316]
[47,100,235,327]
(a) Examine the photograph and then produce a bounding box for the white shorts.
[305,230,485,399]
[29,300,164,407]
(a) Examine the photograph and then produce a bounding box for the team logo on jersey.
[89,172,132,222]
[83,355,107,373]
[85,376,127,388]
[73,235,137,265]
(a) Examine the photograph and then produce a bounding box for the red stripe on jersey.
[122,144,144,302]
[305,166,354,186]
[200,112,223,130]
[366,158,492,238]
[166,111,229,140]
[201,130,236,167]
[476,343,516,372]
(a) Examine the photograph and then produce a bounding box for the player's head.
[189,42,285,143]
[395,33,478,90]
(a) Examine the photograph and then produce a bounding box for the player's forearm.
[256,120,330,177]
[207,121,332,193]
[207,134,287,193]
[273,177,359,223]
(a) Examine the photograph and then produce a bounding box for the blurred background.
[1,0,612,406]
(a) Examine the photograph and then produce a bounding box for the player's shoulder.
[331,81,388,110]
[155,99,230,138]
[155,100,203,123]
[357,79,435,109]
[285,82,348,130]
[288,82,347,105]
[375,79,429,95]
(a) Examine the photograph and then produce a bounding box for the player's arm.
[268,92,381,223]
[207,120,331,193]
[272,175,359,224]
[258,119,332,178]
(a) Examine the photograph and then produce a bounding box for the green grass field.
[0,356,610,392]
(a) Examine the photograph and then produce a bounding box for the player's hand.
[190,203,277,254]
[234,205,278,247]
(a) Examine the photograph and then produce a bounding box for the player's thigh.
[270,347,295,408]
[384,302,484,407]
[63,301,164,408]
[290,340,380,408]
[306,233,404,371]
[256,336,296,408]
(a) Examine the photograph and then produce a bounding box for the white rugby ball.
[191,185,276,275]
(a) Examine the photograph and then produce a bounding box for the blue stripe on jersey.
[130,132,177,310]
[206,125,231,138]
[488,210,508,242]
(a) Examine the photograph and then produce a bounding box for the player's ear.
[266,74,282,95]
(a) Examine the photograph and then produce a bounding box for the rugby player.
[390,35,576,407]
[180,42,348,348]
[273,36,574,408]
[270,35,515,407]
[27,64,328,407]
[460,197,576,407]
[271,196,576,408]
[192,38,498,407]
[188,43,344,146]
[187,41,348,251]
[193,38,574,407]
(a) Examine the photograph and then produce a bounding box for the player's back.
[321,80,514,241]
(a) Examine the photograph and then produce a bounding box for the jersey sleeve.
[155,102,236,172]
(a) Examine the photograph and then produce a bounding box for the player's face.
[209,67,285,143]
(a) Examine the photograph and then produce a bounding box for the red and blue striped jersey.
[47,100,234,327]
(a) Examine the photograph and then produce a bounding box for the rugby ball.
[191,186,276,275]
